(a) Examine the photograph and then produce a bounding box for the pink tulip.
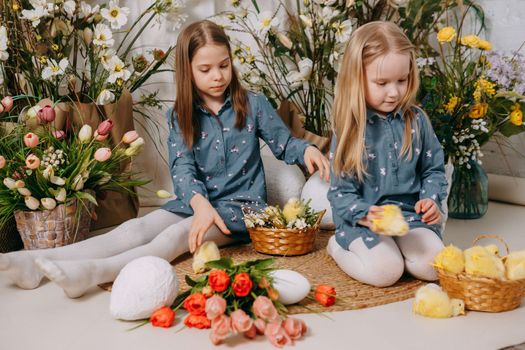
[0,155,5,169]
[1,96,13,112]
[0,103,4,113]
[97,119,114,136]
[122,130,139,144]
[230,309,253,333]
[23,133,39,148]
[254,318,266,335]
[53,130,66,140]
[210,315,231,345]
[205,295,226,320]
[25,154,40,169]
[94,147,112,162]
[244,324,257,339]
[37,105,56,123]
[283,317,307,340]
[94,131,109,141]
[264,320,291,348]
[253,296,279,323]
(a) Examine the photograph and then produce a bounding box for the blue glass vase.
[447,160,488,219]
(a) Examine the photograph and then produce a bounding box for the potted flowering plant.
[0,99,148,249]
[215,0,478,144]
[418,19,525,219]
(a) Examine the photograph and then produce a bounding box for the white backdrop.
[124,0,525,206]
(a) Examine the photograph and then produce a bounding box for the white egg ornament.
[270,269,311,305]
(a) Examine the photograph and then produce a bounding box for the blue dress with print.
[161,92,310,241]
[328,108,448,250]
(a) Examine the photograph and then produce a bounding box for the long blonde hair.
[332,21,420,181]
[172,20,248,149]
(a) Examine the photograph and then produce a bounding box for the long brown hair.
[172,20,248,148]
[332,21,420,182]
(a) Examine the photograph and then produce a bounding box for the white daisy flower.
[98,49,116,69]
[333,19,352,43]
[93,23,114,47]
[105,56,131,83]
[21,6,49,27]
[101,0,130,30]
[254,11,279,36]
[41,58,68,80]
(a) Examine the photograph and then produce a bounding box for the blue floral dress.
[162,92,310,241]
[328,108,448,250]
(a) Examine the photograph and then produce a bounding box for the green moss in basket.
[242,198,321,230]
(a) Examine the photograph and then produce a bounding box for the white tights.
[327,227,444,287]
[0,209,234,297]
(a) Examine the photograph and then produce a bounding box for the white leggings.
[327,227,444,287]
[0,209,234,297]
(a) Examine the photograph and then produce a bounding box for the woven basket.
[437,235,525,312]
[0,217,23,253]
[246,210,325,256]
[14,198,94,250]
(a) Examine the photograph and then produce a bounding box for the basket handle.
[314,209,326,227]
[472,234,510,255]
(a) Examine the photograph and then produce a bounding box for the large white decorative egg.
[270,269,311,305]
[301,171,334,229]
[110,256,179,321]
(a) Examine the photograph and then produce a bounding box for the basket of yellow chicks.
[242,198,325,256]
[432,234,525,312]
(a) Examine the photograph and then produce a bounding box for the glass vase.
[447,160,488,219]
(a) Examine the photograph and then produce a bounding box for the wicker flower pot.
[14,198,94,250]
[0,217,24,253]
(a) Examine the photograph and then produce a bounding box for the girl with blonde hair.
[0,20,329,298]
[327,21,447,287]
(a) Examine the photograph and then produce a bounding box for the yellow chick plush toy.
[282,197,306,223]
[433,245,465,274]
[192,241,221,274]
[413,283,465,318]
[464,246,505,279]
[484,244,500,256]
[371,204,409,236]
[504,250,525,280]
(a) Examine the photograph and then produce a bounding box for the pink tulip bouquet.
[0,98,148,228]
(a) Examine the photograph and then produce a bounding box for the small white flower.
[21,7,49,27]
[93,23,114,47]
[299,15,312,28]
[333,19,352,43]
[101,0,130,29]
[96,89,115,105]
[41,58,68,81]
[254,11,279,36]
[0,26,9,61]
[43,165,54,180]
[80,1,100,19]
[106,56,131,83]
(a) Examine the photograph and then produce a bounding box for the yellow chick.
[192,241,221,274]
[371,204,409,236]
[484,244,500,256]
[504,250,525,280]
[464,246,505,279]
[282,197,306,223]
[433,245,465,274]
[413,283,465,318]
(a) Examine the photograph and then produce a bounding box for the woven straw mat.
[100,230,423,314]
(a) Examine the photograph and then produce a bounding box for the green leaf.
[251,258,275,270]
[75,191,98,206]
[185,275,198,287]
[499,122,525,138]
[205,257,234,270]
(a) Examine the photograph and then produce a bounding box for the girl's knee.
[405,255,438,281]
[364,258,405,287]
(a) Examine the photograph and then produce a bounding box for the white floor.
[1,201,524,350]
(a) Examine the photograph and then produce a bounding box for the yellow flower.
[510,104,523,126]
[478,40,492,51]
[437,27,456,43]
[469,103,488,119]
[473,78,496,102]
[460,35,481,48]
[444,96,460,114]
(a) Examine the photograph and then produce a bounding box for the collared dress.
[328,108,448,250]
[161,92,310,241]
